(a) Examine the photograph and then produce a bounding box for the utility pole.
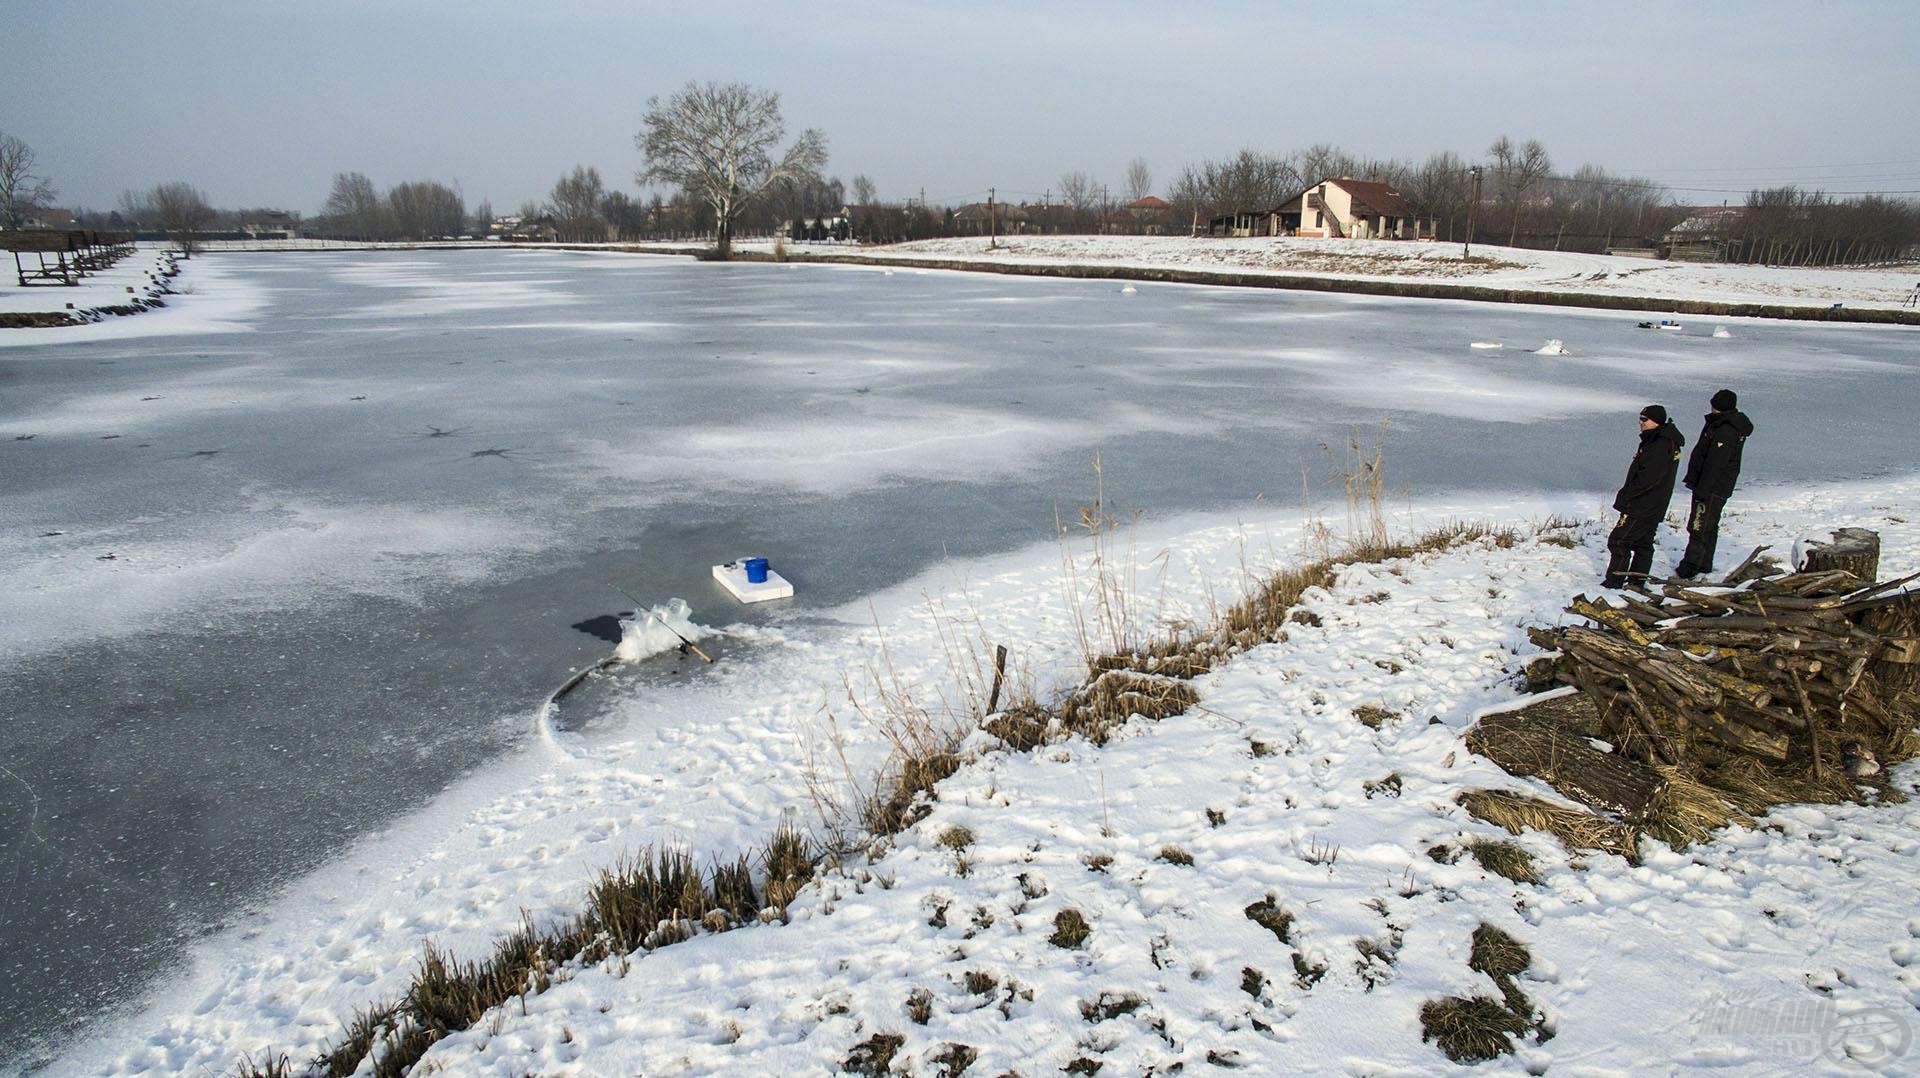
[1464,166,1483,259]
[988,187,997,247]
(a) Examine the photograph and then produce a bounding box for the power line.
[1609,157,1920,175]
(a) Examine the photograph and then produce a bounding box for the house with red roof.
[1287,177,1435,240]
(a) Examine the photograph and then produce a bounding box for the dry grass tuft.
[1243,895,1295,944]
[1469,924,1531,981]
[983,704,1052,750]
[927,1042,979,1077]
[1352,704,1401,729]
[1080,991,1146,1022]
[234,1052,295,1078]
[1363,772,1403,799]
[1458,788,1638,859]
[1240,966,1267,998]
[1420,995,1530,1063]
[841,1032,905,1077]
[1462,838,1541,884]
[1050,908,1092,948]
[588,847,708,954]
[1057,670,1199,743]
[905,987,933,1025]
[761,823,816,918]
[1641,768,1747,848]
[1156,844,1194,866]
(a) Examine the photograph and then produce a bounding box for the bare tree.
[150,182,215,254]
[1124,157,1152,202]
[549,165,606,237]
[850,174,876,205]
[1168,163,1208,236]
[386,180,464,240]
[1488,136,1552,246]
[1212,150,1299,217]
[471,198,493,237]
[0,131,57,230]
[636,80,827,258]
[322,172,382,239]
[1405,151,1471,241]
[601,190,649,239]
[1058,170,1098,214]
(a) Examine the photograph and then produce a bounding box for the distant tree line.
[19,99,1917,265]
[1712,187,1920,266]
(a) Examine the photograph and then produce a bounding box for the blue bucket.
[743,557,769,584]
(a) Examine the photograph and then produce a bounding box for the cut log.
[1467,706,1670,821]
[1570,596,1654,642]
[1801,528,1879,583]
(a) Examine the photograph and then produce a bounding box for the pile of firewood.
[1475,530,1918,824]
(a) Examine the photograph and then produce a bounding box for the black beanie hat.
[1640,404,1667,424]
[1711,389,1737,411]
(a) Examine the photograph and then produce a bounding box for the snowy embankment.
[0,246,183,324]
[78,479,1919,1076]
[0,250,266,345]
[769,235,1920,315]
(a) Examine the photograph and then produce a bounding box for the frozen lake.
[1,250,1915,1064]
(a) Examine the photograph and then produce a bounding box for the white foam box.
[712,558,795,604]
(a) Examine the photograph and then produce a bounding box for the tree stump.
[1800,528,1879,584]
[1467,704,1670,821]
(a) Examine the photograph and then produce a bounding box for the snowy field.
[3,250,1916,1074]
[69,480,1920,1076]
[777,235,1920,313]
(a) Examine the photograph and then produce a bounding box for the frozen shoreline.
[61,476,1920,1076]
[10,237,1917,327]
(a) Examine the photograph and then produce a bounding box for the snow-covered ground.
[72,478,1920,1076]
[776,235,1920,313]
[0,246,178,317]
[0,246,266,342]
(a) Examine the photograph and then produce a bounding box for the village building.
[951,201,1030,236]
[240,211,300,240]
[1117,195,1175,235]
[21,208,76,230]
[1288,177,1436,240]
[1662,206,1745,261]
[1208,177,1437,240]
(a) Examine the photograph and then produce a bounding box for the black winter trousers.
[1604,509,1661,587]
[1678,493,1727,577]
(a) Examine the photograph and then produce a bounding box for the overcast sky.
[7,0,1918,216]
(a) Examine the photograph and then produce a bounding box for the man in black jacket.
[1674,388,1754,580]
[1603,404,1686,589]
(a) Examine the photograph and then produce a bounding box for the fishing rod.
[607,583,713,663]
